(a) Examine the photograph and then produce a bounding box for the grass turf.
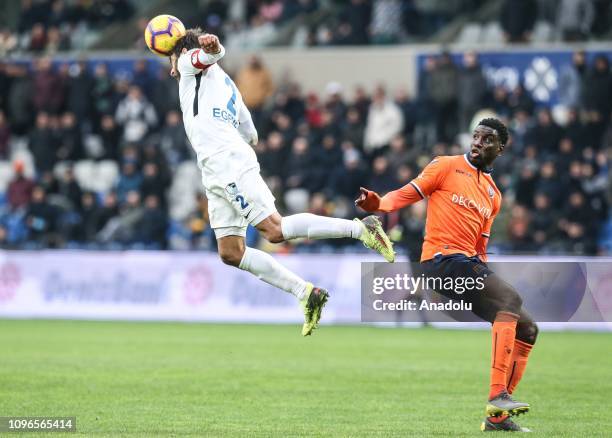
[0,320,610,437]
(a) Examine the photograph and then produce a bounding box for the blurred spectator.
[150,66,179,119]
[116,162,143,203]
[92,63,115,119]
[556,0,595,41]
[45,26,70,54]
[25,186,58,245]
[458,51,487,129]
[525,108,563,155]
[32,57,64,114]
[328,145,368,199]
[558,51,587,108]
[56,112,83,162]
[0,111,10,159]
[582,55,612,120]
[74,191,100,242]
[0,28,18,56]
[500,0,537,43]
[427,52,458,142]
[7,161,34,210]
[369,156,397,194]
[336,0,371,45]
[285,136,314,192]
[140,162,167,207]
[97,114,121,160]
[137,194,167,248]
[385,134,414,173]
[57,166,82,210]
[236,56,274,122]
[94,192,119,235]
[66,60,94,124]
[28,23,47,52]
[115,85,157,143]
[159,110,190,166]
[364,86,404,155]
[98,190,143,244]
[29,112,57,174]
[394,88,419,138]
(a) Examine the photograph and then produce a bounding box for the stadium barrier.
[0,251,610,331]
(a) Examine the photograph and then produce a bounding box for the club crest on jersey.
[225,182,239,196]
[488,185,495,199]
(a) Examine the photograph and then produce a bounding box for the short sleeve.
[409,157,449,198]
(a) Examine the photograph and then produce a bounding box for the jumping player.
[168,29,395,336]
[356,119,538,432]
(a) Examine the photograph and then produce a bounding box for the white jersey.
[177,47,258,166]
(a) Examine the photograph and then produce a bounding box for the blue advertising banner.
[417,49,612,105]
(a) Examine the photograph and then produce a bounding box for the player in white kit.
[169,29,395,335]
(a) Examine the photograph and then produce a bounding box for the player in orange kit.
[356,118,538,432]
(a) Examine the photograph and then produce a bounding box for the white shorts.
[200,150,277,239]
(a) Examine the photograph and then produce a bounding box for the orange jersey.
[379,154,502,262]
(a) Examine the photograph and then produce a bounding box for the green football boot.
[299,283,329,336]
[355,215,396,262]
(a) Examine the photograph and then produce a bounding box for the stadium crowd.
[0,48,611,256]
[2,0,610,57]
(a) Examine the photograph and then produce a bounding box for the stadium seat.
[532,21,554,43]
[457,23,482,45]
[96,160,120,193]
[0,161,13,193]
[482,22,504,44]
[74,160,97,192]
[284,188,310,214]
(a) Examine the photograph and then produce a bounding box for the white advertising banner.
[0,251,378,323]
[0,252,610,331]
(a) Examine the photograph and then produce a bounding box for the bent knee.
[262,225,285,244]
[219,248,244,267]
[517,320,539,345]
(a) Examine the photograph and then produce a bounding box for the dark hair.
[170,28,203,58]
[478,117,509,146]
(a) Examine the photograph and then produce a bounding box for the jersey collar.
[464,153,493,174]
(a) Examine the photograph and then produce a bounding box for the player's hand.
[199,34,220,54]
[355,187,381,212]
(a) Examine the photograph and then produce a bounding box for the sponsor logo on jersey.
[488,185,495,199]
[212,107,239,128]
[455,168,472,177]
[451,193,492,219]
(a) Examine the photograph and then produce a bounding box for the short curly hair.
[477,118,509,146]
[170,28,204,58]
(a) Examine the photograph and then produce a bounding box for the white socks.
[281,213,363,240]
[237,214,364,300]
[238,247,307,299]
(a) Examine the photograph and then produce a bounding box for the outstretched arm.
[355,184,423,213]
[355,156,448,213]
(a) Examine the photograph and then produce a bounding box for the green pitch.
[0,320,610,437]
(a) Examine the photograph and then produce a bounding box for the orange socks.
[489,311,519,400]
[506,339,533,395]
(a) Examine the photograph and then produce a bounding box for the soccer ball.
[144,15,186,57]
